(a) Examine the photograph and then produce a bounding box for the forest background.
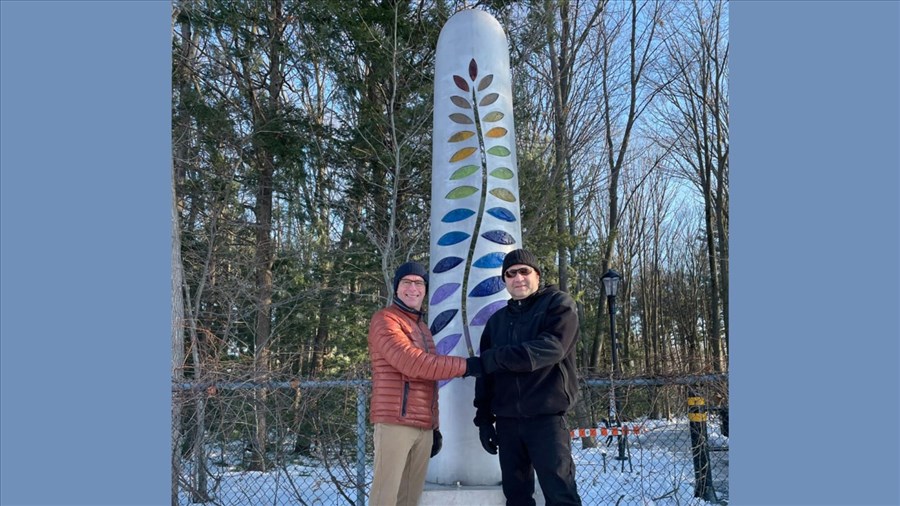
[2,1,899,505]
[171,0,729,388]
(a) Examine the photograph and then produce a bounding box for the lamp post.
[601,269,629,465]
[601,270,621,376]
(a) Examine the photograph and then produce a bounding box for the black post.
[688,387,716,501]
[607,286,628,464]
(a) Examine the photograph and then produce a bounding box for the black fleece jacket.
[473,284,580,426]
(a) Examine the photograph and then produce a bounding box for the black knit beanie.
[502,249,541,277]
[393,261,429,294]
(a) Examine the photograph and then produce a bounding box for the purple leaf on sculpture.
[453,75,469,92]
[436,333,462,356]
[482,229,516,245]
[473,251,505,268]
[438,231,471,246]
[430,309,458,335]
[431,283,461,305]
[469,59,478,80]
[434,256,464,273]
[470,300,507,325]
[469,276,505,297]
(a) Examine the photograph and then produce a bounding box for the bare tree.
[589,0,668,371]
[656,0,729,371]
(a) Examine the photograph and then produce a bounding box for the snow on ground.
[178,416,728,505]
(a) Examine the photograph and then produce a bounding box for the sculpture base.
[420,482,545,505]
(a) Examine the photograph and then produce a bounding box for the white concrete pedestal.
[419,482,545,505]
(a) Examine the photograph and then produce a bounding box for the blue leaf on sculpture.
[431,283,461,305]
[430,309,459,335]
[434,256,464,273]
[473,252,505,268]
[438,231,471,246]
[486,207,516,222]
[442,208,476,223]
[469,276,505,297]
[482,230,516,245]
[436,333,462,356]
[470,300,507,325]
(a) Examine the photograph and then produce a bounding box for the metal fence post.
[688,387,716,502]
[356,382,368,506]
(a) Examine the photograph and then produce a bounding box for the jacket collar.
[392,300,425,321]
[508,284,555,311]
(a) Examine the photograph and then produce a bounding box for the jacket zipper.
[401,381,410,417]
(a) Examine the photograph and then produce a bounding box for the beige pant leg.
[369,423,431,506]
[397,427,432,506]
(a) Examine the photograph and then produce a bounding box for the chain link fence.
[173,374,728,505]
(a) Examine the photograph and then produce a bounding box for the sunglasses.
[504,267,534,279]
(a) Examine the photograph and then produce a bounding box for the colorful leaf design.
[434,256,464,273]
[436,333,462,356]
[489,188,516,202]
[430,282,461,305]
[442,208,475,222]
[449,131,475,142]
[479,93,499,107]
[450,147,477,163]
[485,127,507,138]
[470,300,507,326]
[451,95,471,109]
[438,231,471,246]
[482,229,516,245]
[490,167,514,179]
[483,111,504,122]
[469,59,478,80]
[450,165,479,180]
[487,146,510,156]
[449,113,474,124]
[446,186,478,199]
[477,75,494,91]
[453,75,469,92]
[430,309,458,335]
[473,251,505,268]
[487,207,516,222]
[469,276,506,297]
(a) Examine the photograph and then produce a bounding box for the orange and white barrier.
[570,426,641,438]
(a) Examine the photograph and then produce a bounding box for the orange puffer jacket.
[368,304,467,430]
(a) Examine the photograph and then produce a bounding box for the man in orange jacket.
[367,261,483,506]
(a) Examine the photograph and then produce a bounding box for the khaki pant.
[369,423,433,506]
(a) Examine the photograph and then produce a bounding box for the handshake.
[463,356,484,378]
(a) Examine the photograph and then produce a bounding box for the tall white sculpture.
[426,9,521,487]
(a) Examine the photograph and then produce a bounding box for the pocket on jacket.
[401,381,410,416]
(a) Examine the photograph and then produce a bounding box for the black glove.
[430,429,443,458]
[478,424,498,454]
[464,356,484,378]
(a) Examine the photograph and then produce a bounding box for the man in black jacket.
[473,249,583,506]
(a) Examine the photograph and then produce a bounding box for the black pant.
[495,415,582,506]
